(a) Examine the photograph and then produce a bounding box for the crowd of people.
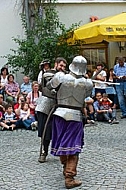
[0,55,126,189]
[83,57,126,125]
[0,69,40,131]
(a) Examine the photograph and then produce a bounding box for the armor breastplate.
[53,74,93,121]
[35,96,56,115]
[36,69,57,115]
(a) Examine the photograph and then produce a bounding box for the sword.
[91,67,120,85]
[92,80,120,85]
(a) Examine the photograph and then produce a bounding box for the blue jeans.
[103,108,117,121]
[115,81,126,116]
[16,115,35,129]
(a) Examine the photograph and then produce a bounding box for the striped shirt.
[3,112,16,121]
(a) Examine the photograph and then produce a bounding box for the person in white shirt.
[37,60,51,85]
[93,63,107,95]
[0,67,9,86]
[0,67,9,99]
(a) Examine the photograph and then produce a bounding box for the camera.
[21,99,25,103]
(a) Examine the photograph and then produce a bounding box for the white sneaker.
[0,126,4,131]
[90,120,95,124]
[31,122,36,131]
[34,121,38,128]
[111,119,119,124]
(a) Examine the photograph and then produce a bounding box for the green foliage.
[4,0,81,80]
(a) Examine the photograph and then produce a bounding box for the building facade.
[0,0,126,73]
[56,0,126,70]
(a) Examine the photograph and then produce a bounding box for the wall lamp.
[118,41,126,52]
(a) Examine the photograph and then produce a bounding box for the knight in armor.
[46,55,93,189]
[35,57,67,163]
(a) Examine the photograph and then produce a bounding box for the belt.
[116,79,126,82]
[56,104,82,111]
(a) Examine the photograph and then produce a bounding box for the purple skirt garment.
[51,115,84,156]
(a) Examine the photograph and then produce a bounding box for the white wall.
[56,3,126,27]
[0,0,24,69]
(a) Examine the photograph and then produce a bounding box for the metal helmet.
[69,55,87,76]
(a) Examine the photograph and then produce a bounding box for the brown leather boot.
[60,155,68,176]
[65,155,82,189]
[65,176,82,189]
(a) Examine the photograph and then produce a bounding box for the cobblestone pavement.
[0,111,126,190]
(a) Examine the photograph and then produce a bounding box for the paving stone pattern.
[0,111,126,190]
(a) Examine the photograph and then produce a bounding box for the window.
[81,42,108,71]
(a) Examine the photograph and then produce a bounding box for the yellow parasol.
[68,12,126,44]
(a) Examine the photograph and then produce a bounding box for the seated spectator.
[0,83,3,96]
[20,76,32,98]
[16,101,36,130]
[99,93,119,124]
[83,97,95,125]
[0,111,2,119]
[26,81,42,118]
[93,92,105,121]
[0,94,7,115]
[0,104,17,130]
[0,67,9,98]
[5,74,20,105]
[14,94,25,119]
[0,111,3,130]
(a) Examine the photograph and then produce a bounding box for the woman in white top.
[26,81,42,117]
[93,63,107,95]
[0,67,9,98]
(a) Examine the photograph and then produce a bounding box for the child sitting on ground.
[83,96,95,125]
[0,104,17,130]
[99,93,119,124]
[16,101,37,130]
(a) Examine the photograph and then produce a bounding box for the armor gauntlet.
[46,80,53,90]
